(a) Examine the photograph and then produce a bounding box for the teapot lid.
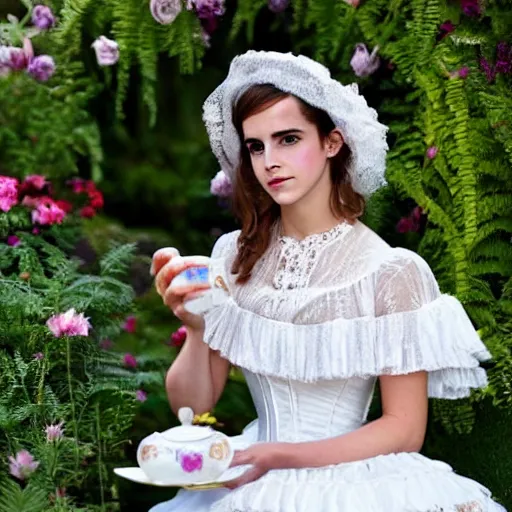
[160,407,213,442]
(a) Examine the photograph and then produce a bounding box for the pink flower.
[396,206,423,234]
[179,451,203,472]
[210,170,232,198]
[54,199,73,213]
[123,315,137,333]
[9,450,40,480]
[123,353,137,369]
[0,176,19,212]
[169,326,187,347]
[28,55,56,82]
[45,421,64,442]
[88,189,104,209]
[136,390,147,402]
[190,0,225,19]
[350,43,380,77]
[32,5,56,30]
[47,308,91,337]
[91,36,119,66]
[32,227,40,235]
[343,0,359,5]
[67,178,86,193]
[32,198,66,225]
[7,235,21,247]
[150,0,183,24]
[80,206,96,218]
[426,146,438,159]
[24,174,48,190]
[33,352,44,360]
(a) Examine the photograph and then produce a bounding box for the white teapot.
[136,407,233,485]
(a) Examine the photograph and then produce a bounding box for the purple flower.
[458,66,470,79]
[136,390,147,402]
[7,235,20,247]
[91,36,119,66]
[268,0,290,13]
[210,170,232,198]
[495,42,512,75]
[480,57,496,83]
[9,450,39,480]
[179,451,203,472]
[99,338,113,350]
[32,5,56,30]
[350,43,380,77]
[426,146,438,159]
[191,0,225,18]
[28,55,56,82]
[45,421,64,442]
[150,0,182,25]
[33,352,44,360]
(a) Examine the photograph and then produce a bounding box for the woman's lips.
[268,177,292,188]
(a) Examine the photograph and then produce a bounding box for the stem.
[96,403,105,510]
[66,338,79,468]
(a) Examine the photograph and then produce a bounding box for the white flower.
[150,0,182,25]
[91,36,119,67]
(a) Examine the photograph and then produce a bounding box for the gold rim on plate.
[183,481,226,490]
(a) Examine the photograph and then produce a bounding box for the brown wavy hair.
[230,84,364,284]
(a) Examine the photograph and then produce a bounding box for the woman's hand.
[151,247,206,333]
[223,443,290,490]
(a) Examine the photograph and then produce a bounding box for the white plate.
[113,465,251,490]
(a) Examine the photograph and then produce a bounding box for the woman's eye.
[248,143,264,154]
[282,135,299,145]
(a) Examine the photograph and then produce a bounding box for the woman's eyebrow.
[244,128,304,145]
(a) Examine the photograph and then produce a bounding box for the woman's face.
[242,96,342,209]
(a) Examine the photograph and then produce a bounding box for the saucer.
[113,465,251,490]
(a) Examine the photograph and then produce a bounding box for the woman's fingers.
[150,247,180,277]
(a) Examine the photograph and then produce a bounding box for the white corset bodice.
[244,371,376,443]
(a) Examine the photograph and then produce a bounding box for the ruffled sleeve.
[372,248,491,398]
[203,240,491,399]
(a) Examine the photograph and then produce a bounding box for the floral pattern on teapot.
[177,450,203,473]
[209,439,230,461]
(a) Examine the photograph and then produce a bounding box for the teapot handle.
[178,407,194,426]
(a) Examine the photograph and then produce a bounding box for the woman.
[150,50,505,512]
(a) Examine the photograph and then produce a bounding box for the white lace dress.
[150,220,506,512]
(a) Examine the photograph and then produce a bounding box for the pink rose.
[0,176,19,212]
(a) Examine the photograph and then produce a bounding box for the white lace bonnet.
[202,50,389,197]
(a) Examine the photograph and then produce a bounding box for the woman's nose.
[264,146,279,171]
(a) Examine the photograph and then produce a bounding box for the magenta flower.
[28,55,56,82]
[438,20,455,40]
[9,450,40,480]
[0,176,19,212]
[179,451,203,472]
[268,0,290,13]
[7,235,21,247]
[150,0,182,24]
[33,352,44,360]
[396,206,423,234]
[91,36,119,66]
[123,353,137,369]
[495,42,512,75]
[32,5,56,30]
[32,199,66,225]
[210,170,232,198]
[123,315,137,333]
[45,421,64,442]
[426,146,438,159]
[136,390,148,402]
[47,309,91,337]
[350,43,380,77]
[461,0,481,17]
[169,326,187,347]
